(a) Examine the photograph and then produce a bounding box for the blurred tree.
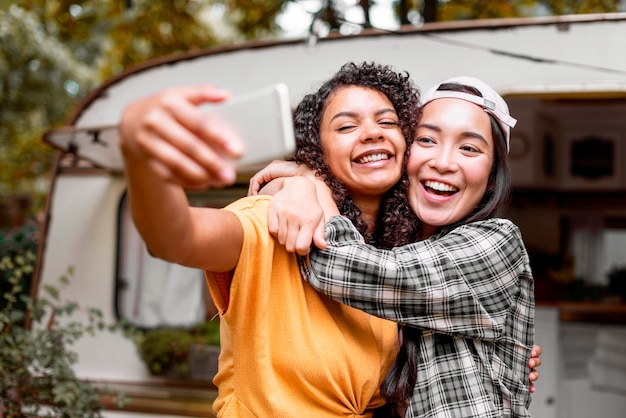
[104,0,288,79]
[424,0,622,21]
[319,0,622,27]
[538,0,623,14]
[0,5,98,211]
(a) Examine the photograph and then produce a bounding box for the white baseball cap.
[419,76,517,151]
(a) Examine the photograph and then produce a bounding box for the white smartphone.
[200,83,296,172]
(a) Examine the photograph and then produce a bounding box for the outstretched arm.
[119,85,245,272]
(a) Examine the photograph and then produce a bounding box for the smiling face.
[320,86,406,204]
[407,97,494,237]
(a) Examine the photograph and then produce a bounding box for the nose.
[429,145,457,173]
[362,120,384,142]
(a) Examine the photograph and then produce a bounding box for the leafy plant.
[0,255,128,417]
[0,221,39,312]
[137,319,220,378]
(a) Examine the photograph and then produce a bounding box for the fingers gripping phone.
[200,83,296,173]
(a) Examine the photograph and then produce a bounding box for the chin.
[367,179,398,192]
[417,213,448,229]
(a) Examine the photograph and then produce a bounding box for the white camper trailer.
[37,13,626,418]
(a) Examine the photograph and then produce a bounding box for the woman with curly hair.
[119,61,420,417]
[288,61,420,249]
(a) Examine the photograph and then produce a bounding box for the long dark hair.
[377,82,512,417]
[294,61,421,248]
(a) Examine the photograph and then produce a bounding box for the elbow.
[146,244,172,262]
[145,243,165,260]
[144,241,183,264]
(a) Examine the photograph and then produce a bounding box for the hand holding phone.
[200,83,296,173]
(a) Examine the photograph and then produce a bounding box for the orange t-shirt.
[205,196,398,417]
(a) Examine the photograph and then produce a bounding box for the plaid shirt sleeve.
[304,215,533,341]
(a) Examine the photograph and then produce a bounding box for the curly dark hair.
[293,62,420,248]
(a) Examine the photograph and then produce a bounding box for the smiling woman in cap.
[290,76,535,417]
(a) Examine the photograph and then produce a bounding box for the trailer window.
[115,195,206,328]
[568,216,626,288]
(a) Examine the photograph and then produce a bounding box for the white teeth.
[424,180,458,192]
[358,153,390,163]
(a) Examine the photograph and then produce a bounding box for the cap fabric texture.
[419,76,517,151]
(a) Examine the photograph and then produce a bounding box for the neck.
[419,224,443,240]
[353,197,381,234]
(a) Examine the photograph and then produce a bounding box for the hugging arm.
[304,216,534,341]
[248,161,338,254]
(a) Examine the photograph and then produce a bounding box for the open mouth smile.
[356,152,391,164]
[423,180,459,196]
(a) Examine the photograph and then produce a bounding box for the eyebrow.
[417,122,489,145]
[330,107,397,123]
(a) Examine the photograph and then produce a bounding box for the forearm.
[258,177,287,196]
[313,179,340,220]
[123,150,195,263]
[124,153,243,271]
[306,217,527,338]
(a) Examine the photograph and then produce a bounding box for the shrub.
[0,256,127,417]
[137,319,220,379]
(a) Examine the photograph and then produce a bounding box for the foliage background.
[0,0,624,224]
